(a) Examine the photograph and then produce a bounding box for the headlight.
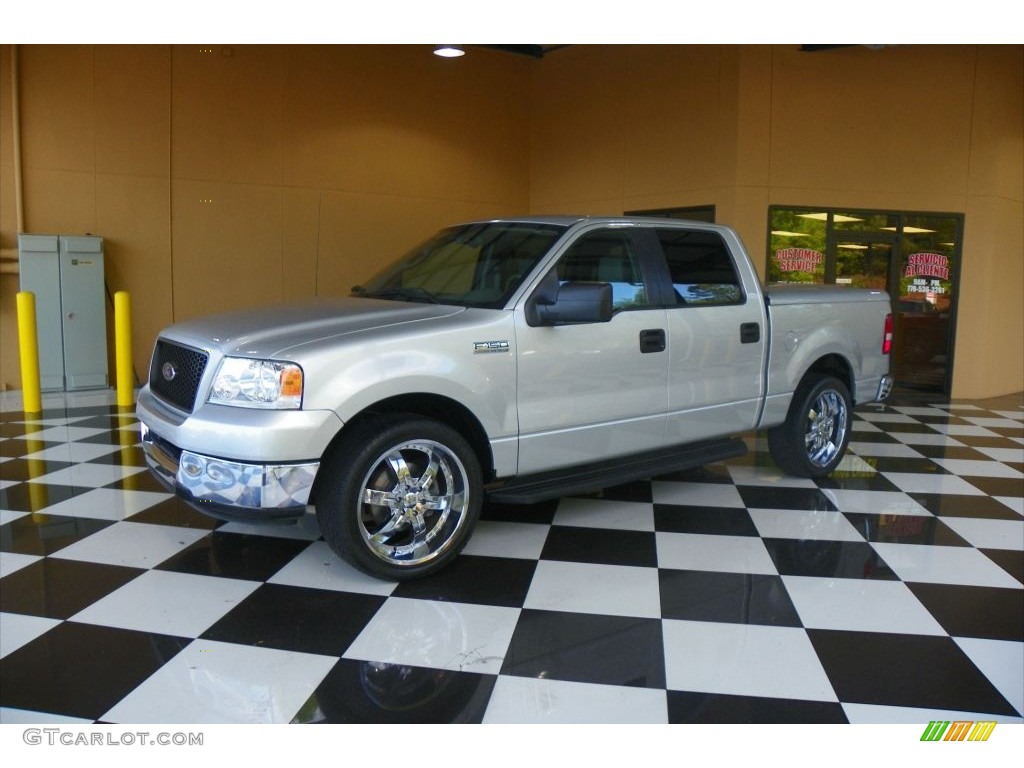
[209,357,303,409]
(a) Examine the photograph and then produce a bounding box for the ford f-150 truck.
[138,216,893,579]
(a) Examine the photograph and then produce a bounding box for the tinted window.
[557,230,648,311]
[657,228,742,306]
[357,222,566,308]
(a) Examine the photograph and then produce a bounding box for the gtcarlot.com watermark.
[23,728,204,747]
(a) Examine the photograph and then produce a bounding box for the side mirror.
[526,271,613,327]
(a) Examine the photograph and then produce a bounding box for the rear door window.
[656,228,743,306]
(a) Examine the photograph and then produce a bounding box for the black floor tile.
[907,493,1022,520]
[0,622,189,721]
[980,548,1024,585]
[906,583,1024,642]
[392,555,537,607]
[294,659,496,723]
[762,538,897,580]
[0,438,59,458]
[737,486,838,511]
[0,482,92,513]
[0,558,143,619]
[841,513,971,547]
[1,513,115,556]
[539,526,657,568]
[667,690,848,723]
[156,532,312,581]
[653,505,759,536]
[501,609,665,689]
[0,458,73,482]
[808,629,1019,715]
[126,496,223,529]
[479,499,558,524]
[201,583,385,656]
[658,569,802,627]
[960,477,1024,498]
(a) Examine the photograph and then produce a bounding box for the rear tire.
[768,375,852,478]
[315,415,483,581]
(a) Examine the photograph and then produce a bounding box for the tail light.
[882,313,893,355]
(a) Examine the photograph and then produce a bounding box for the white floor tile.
[871,543,1023,589]
[891,406,956,417]
[748,508,866,541]
[267,541,397,596]
[726,465,818,488]
[887,432,966,447]
[651,481,745,508]
[662,620,837,702]
[850,420,883,433]
[0,707,93,725]
[552,497,655,531]
[216,513,322,541]
[461,520,551,559]
[927,424,1001,438]
[32,462,148,489]
[961,417,1024,429]
[0,612,61,658]
[71,570,261,637]
[782,576,945,634]
[344,597,519,675]
[818,489,933,516]
[991,410,1024,421]
[0,551,42,578]
[940,517,1024,551]
[856,412,919,424]
[102,639,337,723]
[524,560,662,619]
[484,676,668,724]
[27,488,171,521]
[931,459,1023,479]
[849,441,925,458]
[656,532,776,574]
[21,442,123,463]
[881,473,986,496]
[976,446,1024,463]
[995,496,1024,516]
[19,425,113,443]
[50,521,209,568]
[953,637,1024,716]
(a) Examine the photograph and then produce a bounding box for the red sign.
[905,252,950,280]
[774,248,823,272]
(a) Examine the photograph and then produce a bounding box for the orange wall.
[0,44,531,390]
[529,44,1024,398]
[2,44,1022,398]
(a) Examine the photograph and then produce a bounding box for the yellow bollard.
[114,290,134,407]
[16,291,42,414]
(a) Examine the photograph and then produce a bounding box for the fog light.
[180,452,204,478]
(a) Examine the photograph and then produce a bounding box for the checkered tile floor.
[1,389,1021,724]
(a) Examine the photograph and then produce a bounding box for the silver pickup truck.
[138,216,893,579]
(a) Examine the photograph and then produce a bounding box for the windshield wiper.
[358,286,443,304]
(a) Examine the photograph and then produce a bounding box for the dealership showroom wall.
[0,44,1022,732]
[0,44,1021,397]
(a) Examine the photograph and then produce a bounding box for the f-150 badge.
[473,340,510,353]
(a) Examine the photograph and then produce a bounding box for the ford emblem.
[161,362,178,382]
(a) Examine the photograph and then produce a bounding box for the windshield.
[354,222,567,308]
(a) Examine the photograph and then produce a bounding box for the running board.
[485,437,747,504]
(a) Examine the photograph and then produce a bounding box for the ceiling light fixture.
[434,46,465,58]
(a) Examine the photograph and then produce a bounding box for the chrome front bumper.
[140,421,318,519]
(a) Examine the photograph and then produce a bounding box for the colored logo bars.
[920,721,997,742]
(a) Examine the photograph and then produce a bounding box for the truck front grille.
[149,340,209,412]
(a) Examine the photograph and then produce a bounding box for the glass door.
[768,207,962,395]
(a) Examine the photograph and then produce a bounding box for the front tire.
[767,376,852,478]
[316,415,483,580]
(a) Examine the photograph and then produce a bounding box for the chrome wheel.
[804,389,848,468]
[358,439,471,568]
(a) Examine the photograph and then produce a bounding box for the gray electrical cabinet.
[18,234,109,392]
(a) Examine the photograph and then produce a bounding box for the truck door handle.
[740,322,761,344]
[639,328,666,353]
